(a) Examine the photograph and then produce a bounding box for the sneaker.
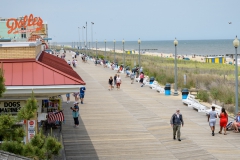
[81,101,83,104]
[178,139,181,141]
[173,136,176,140]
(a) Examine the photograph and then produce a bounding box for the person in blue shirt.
[71,102,79,127]
[79,86,86,104]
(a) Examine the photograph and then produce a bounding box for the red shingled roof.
[38,52,83,82]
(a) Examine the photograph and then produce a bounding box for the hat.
[74,102,79,105]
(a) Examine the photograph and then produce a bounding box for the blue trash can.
[182,88,189,99]
[164,83,171,95]
[149,77,155,84]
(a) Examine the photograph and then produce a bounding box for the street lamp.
[78,27,81,49]
[138,38,141,67]
[173,38,179,96]
[96,40,97,57]
[91,22,94,49]
[113,39,116,62]
[104,39,106,58]
[86,22,88,49]
[122,39,125,70]
[82,26,85,48]
[233,36,239,114]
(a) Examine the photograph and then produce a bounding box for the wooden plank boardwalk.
[61,52,240,160]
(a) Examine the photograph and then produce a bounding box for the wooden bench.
[189,89,200,95]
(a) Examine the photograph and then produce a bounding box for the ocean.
[57,39,235,56]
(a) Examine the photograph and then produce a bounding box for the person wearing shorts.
[108,76,113,90]
[66,93,70,103]
[208,106,217,136]
[130,72,135,84]
[116,74,121,90]
[233,111,240,132]
[79,87,86,104]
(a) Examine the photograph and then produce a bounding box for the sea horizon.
[55,39,235,56]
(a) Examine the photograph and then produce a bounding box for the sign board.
[28,120,36,141]
[6,14,43,34]
[0,101,25,114]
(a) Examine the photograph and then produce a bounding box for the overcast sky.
[1,0,240,42]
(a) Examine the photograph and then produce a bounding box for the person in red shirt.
[140,72,145,87]
[218,108,228,135]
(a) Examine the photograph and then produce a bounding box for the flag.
[48,111,64,122]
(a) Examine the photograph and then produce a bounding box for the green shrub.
[197,90,209,102]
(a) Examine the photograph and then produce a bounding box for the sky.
[1,0,240,42]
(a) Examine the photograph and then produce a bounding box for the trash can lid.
[165,83,171,87]
[182,88,189,92]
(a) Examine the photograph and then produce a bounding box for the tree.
[0,63,6,97]
[1,91,62,159]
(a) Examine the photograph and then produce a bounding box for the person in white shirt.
[116,74,122,90]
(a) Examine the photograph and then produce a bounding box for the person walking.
[72,92,79,103]
[130,71,135,84]
[108,76,113,90]
[170,109,184,141]
[218,108,228,135]
[208,106,217,136]
[79,86,86,104]
[113,74,117,88]
[71,102,79,127]
[66,93,70,103]
[139,72,145,87]
[116,74,122,90]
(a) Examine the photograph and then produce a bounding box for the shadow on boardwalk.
[61,102,99,160]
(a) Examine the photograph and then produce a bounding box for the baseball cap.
[74,102,79,105]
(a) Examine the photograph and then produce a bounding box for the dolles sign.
[6,14,43,34]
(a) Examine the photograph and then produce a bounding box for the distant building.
[205,56,225,64]
[0,15,48,42]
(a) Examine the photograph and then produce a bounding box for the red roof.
[38,52,82,81]
[1,59,85,86]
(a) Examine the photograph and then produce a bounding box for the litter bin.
[181,88,189,99]
[164,83,171,95]
[149,77,155,84]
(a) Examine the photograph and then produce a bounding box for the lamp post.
[122,39,125,70]
[82,26,85,48]
[173,38,179,96]
[113,39,116,62]
[78,27,81,49]
[86,22,87,49]
[104,39,106,58]
[233,36,239,114]
[96,40,97,57]
[91,22,94,49]
[138,38,141,67]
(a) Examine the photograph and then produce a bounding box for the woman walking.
[108,76,113,90]
[139,72,145,87]
[218,108,228,135]
[116,74,122,90]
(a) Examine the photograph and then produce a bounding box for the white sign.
[28,120,35,142]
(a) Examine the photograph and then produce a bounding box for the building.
[205,56,225,64]
[0,40,85,143]
[0,14,48,42]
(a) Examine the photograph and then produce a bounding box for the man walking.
[71,102,79,127]
[170,109,184,141]
[79,86,86,104]
[208,106,217,136]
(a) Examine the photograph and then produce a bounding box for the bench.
[192,102,208,113]
[149,81,158,89]
[205,103,222,115]
[182,94,195,106]
[189,89,200,95]
[156,86,165,93]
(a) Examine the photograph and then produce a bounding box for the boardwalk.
[61,53,240,160]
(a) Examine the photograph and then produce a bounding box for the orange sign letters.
[6,14,43,34]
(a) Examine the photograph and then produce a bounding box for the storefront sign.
[0,101,25,113]
[28,120,35,141]
[6,14,43,34]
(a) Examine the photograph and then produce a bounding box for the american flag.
[48,111,64,122]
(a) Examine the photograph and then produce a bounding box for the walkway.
[61,53,240,160]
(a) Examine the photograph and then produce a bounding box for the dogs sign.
[6,14,43,34]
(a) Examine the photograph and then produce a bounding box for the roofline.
[4,85,84,95]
